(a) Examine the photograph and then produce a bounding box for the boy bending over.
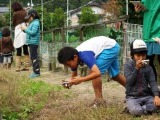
[58,36,126,108]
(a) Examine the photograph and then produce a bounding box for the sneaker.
[29,73,40,78]
[89,99,107,108]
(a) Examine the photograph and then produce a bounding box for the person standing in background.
[21,9,41,78]
[11,2,30,72]
[134,0,160,81]
[0,27,14,69]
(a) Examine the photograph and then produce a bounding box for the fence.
[123,22,143,63]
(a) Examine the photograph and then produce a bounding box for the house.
[0,7,9,14]
[69,1,107,26]
[0,4,9,14]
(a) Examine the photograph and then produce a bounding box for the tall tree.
[79,7,98,24]
[102,0,124,20]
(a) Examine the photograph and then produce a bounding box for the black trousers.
[28,44,40,74]
[16,45,29,56]
[147,55,160,81]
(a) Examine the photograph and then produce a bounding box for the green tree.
[35,6,51,31]
[51,7,66,28]
[78,7,99,37]
[0,13,10,28]
[0,14,7,28]
[79,7,98,24]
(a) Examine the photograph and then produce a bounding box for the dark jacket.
[124,59,159,98]
[0,37,14,53]
[12,9,27,27]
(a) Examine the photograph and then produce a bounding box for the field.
[0,66,160,120]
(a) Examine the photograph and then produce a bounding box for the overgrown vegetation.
[0,70,64,120]
[0,69,160,120]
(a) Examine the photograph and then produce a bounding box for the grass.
[0,69,64,120]
[0,68,160,120]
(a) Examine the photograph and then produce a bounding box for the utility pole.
[27,0,33,7]
[10,0,12,30]
[41,0,43,41]
[31,0,33,7]
[66,0,69,43]
[126,0,128,16]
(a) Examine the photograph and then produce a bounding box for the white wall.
[69,6,105,26]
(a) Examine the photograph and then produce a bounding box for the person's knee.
[112,74,119,80]
[112,74,126,86]
[129,107,143,116]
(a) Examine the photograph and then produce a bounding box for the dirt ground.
[28,68,126,120]
[3,65,160,120]
[40,69,125,102]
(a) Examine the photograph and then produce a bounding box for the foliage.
[0,14,7,28]
[2,0,105,12]
[79,7,99,24]
[51,8,66,28]
[0,71,63,120]
[34,6,65,30]
[103,0,123,20]
[108,27,122,40]
[102,0,143,24]
[3,13,10,27]
[68,33,79,42]
[35,6,50,31]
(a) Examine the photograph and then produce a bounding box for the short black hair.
[2,27,10,37]
[58,46,78,64]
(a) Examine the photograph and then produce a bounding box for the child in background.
[0,27,14,69]
[124,39,160,116]
[58,36,126,108]
[21,9,40,78]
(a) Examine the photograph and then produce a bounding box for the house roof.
[69,1,102,15]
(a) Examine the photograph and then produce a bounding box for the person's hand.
[135,59,145,70]
[135,4,144,12]
[68,76,83,85]
[152,37,160,44]
[21,25,27,31]
[154,96,160,106]
[62,78,73,89]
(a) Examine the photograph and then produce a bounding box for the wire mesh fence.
[123,22,143,62]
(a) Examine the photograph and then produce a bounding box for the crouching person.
[124,39,160,116]
[58,36,126,108]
